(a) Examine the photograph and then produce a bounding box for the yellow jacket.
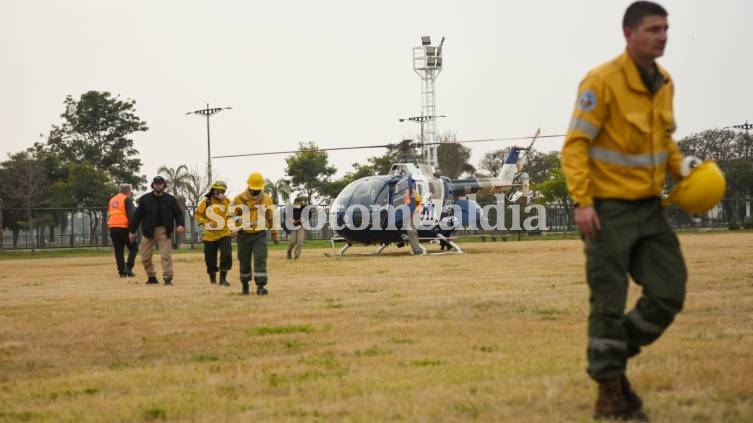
[231,190,278,240]
[561,51,684,208]
[194,196,232,241]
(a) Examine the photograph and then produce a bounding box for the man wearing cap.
[231,171,278,295]
[129,176,185,285]
[108,183,138,278]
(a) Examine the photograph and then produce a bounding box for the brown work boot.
[621,374,648,421]
[594,378,628,420]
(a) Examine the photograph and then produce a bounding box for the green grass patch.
[143,406,167,420]
[355,346,388,357]
[0,411,42,421]
[253,324,315,336]
[190,354,220,362]
[515,305,570,320]
[453,401,481,417]
[410,359,443,367]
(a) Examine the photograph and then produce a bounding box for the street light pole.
[186,104,232,183]
[398,114,447,162]
[733,120,752,136]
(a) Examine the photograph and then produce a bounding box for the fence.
[1,199,750,250]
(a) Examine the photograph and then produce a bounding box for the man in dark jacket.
[129,176,185,285]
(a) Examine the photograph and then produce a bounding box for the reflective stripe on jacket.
[195,196,232,241]
[107,193,129,228]
[561,51,684,207]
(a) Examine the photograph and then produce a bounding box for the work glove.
[681,156,703,178]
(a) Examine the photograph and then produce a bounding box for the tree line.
[2,90,751,244]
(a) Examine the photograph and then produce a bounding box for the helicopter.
[326,130,542,256]
[214,129,559,256]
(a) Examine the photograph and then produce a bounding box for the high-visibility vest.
[107,193,129,229]
[404,189,422,211]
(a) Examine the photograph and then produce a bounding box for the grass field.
[1,232,752,422]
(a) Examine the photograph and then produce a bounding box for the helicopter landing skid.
[323,235,463,257]
[428,234,464,254]
[323,241,390,257]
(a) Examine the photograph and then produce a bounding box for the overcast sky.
[2,0,751,197]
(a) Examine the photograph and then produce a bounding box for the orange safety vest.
[404,189,422,211]
[107,193,129,229]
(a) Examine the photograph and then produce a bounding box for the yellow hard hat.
[211,179,227,191]
[662,160,726,214]
[247,172,265,190]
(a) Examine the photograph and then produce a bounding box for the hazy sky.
[2,0,751,197]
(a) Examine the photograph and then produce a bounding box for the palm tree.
[264,178,292,205]
[156,164,191,201]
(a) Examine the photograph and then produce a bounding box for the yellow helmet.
[247,172,265,190]
[211,179,227,191]
[662,160,726,214]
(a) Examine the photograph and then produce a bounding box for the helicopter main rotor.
[212,132,564,159]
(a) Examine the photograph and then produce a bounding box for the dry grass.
[0,232,752,422]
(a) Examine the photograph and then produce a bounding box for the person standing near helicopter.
[285,196,308,260]
[195,180,232,286]
[403,175,426,256]
[561,2,704,420]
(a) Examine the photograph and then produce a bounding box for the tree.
[177,165,211,248]
[536,167,574,231]
[0,151,53,249]
[47,91,148,189]
[436,132,475,179]
[157,164,191,207]
[284,142,337,203]
[321,162,381,202]
[524,150,561,184]
[264,178,292,205]
[478,148,507,177]
[678,129,753,168]
[52,162,115,244]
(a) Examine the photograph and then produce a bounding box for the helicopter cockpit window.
[333,180,361,209]
[350,179,389,207]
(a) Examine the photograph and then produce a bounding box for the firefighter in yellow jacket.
[231,172,278,295]
[561,2,701,420]
[195,180,232,286]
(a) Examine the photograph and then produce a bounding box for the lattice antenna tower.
[413,35,445,169]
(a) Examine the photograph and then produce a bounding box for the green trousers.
[585,198,686,381]
[237,231,269,286]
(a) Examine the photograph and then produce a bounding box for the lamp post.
[732,120,752,135]
[185,104,231,182]
[398,114,446,161]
